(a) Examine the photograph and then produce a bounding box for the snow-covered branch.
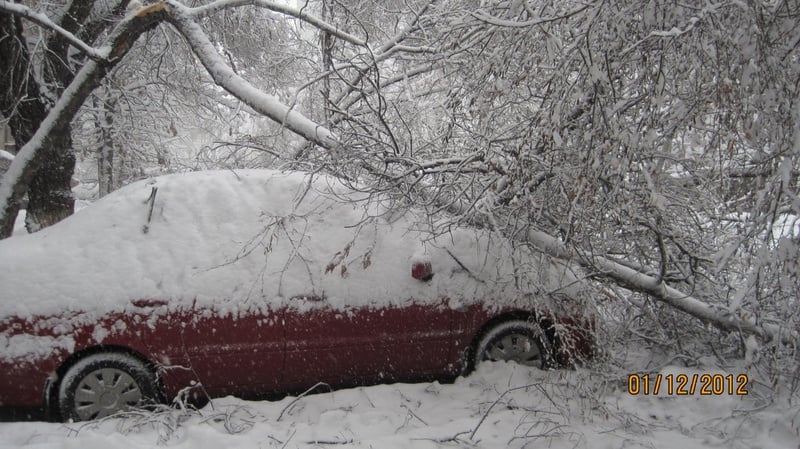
[469,4,592,28]
[184,0,367,47]
[166,3,338,150]
[621,16,702,56]
[333,63,437,117]
[374,0,434,55]
[386,154,487,179]
[526,230,795,344]
[0,0,107,60]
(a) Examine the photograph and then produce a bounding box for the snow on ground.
[1,362,797,449]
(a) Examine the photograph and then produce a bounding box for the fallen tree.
[526,230,794,345]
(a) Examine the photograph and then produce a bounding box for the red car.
[0,170,593,421]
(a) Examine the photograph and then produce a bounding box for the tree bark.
[320,0,334,125]
[95,91,116,198]
[0,10,48,236]
[25,134,76,232]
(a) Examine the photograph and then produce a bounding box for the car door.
[140,299,285,397]
[282,295,453,390]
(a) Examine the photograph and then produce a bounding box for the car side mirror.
[411,256,434,281]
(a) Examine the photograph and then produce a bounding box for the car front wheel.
[58,353,159,422]
[474,319,551,369]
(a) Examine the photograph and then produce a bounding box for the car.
[0,169,594,422]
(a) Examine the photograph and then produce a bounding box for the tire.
[58,353,159,422]
[473,319,551,369]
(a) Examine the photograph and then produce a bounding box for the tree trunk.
[0,10,78,235]
[25,133,76,232]
[0,11,43,237]
[0,201,18,237]
[95,92,116,198]
[320,0,334,125]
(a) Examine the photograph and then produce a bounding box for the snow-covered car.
[0,170,594,421]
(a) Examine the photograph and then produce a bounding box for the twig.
[470,384,540,440]
[302,439,354,445]
[445,248,485,283]
[276,430,293,448]
[277,382,332,421]
[401,403,428,426]
[412,430,472,444]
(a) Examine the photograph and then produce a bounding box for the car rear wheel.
[58,353,159,422]
[474,319,550,369]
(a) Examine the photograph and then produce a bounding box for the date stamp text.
[627,373,749,396]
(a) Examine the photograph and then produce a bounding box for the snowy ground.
[1,362,797,449]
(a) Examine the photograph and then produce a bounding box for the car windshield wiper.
[143,186,158,234]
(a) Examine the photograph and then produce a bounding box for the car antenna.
[143,186,158,234]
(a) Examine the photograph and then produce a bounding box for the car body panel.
[283,298,454,390]
[167,306,285,396]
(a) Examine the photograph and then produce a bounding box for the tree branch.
[166,2,338,150]
[526,230,795,344]
[185,0,367,47]
[469,4,592,28]
[0,0,106,60]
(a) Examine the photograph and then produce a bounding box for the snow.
[0,334,75,360]
[0,362,796,449]
[11,209,25,237]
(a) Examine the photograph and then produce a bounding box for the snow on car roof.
[0,169,586,323]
